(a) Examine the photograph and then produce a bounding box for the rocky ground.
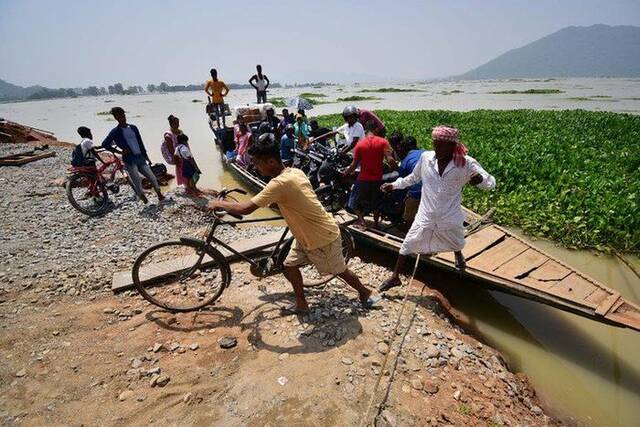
[0,141,561,426]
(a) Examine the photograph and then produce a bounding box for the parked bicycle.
[131,188,355,312]
[65,150,132,216]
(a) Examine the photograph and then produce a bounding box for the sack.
[150,163,167,178]
[70,144,85,166]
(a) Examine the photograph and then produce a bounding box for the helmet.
[285,123,294,132]
[258,132,275,144]
[342,105,358,118]
[258,122,271,134]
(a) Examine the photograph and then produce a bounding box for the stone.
[410,378,423,390]
[15,369,26,378]
[453,390,461,401]
[131,358,142,369]
[278,353,289,361]
[118,390,134,401]
[376,342,389,355]
[425,345,440,358]
[169,343,180,352]
[189,343,199,351]
[531,405,543,416]
[218,336,237,349]
[183,392,193,404]
[341,357,353,365]
[378,410,397,427]
[155,375,170,387]
[152,343,163,353]
[423,380,439,394]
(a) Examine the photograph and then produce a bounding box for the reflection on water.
[2,77,639,426]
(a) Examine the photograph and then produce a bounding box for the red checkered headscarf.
[432,125,468,167]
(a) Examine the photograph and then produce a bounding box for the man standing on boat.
[205,68,230,129]
[207,135,381,314]
[249,64,270,104]
[379,126,495,292]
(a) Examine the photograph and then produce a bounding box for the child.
[71,126,98,168]
[175,134,201,194]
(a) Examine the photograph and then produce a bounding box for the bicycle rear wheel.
[278,226,355,287]
[66,173,109,216]
[132,240,230,312]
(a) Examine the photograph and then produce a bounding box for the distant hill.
[0,79,44,100]
[458,25,640,80]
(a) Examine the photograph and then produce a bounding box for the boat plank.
[438,226,505,263]
[493,248,548,279]
[468,237,528,272]
[585,288,611,305]
[529,260,572,281]
[552,273,599,306]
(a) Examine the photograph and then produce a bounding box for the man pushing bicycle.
[208,133,381,315]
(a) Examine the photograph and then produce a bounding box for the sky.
[1,0,639,88]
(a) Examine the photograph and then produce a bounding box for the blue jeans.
[256,90,267,103]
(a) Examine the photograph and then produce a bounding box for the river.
[1,77,639,426]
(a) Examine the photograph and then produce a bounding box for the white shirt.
[392,151,496,230]
[255,74,268,91]
[80,138,94,156]
[337,122,365,145]
[175,144,192,159]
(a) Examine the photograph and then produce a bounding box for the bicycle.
[131,188,355,312]
[65,150,132,216]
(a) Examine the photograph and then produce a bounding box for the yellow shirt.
[204,79,229,104]
[251,168,340,250]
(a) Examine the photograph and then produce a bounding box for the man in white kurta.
[379,125,495,292]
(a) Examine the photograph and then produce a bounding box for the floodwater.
[1,77,639,426]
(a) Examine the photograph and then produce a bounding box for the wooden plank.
[0,151,55,166]
[552,273,599,305]
[585,288,611,305]
[493,248,548,279]
[528,260,572,281]
[438,226,505,263]
[595,292,621,316]
[468,237,528,272]
[111,230,286,292]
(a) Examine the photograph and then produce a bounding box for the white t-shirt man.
[337,121,365,146]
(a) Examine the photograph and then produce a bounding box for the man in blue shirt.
[101,107,164,204]
[280,124,296,167]
[396,136,424,227]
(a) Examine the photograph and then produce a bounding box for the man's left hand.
[207,200,220,210]
[469,173,483,186]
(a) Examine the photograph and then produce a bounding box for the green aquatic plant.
[270,97,286,108]
[358,88,423,93]
[316,109,640,253]
[336,95,382,102]
[489,89,564,95]
[299,92,327,98]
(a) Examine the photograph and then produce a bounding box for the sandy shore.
[0,140,560,425]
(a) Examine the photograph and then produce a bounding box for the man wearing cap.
[379,125,495,292]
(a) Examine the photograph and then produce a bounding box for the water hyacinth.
[318,109,640,253]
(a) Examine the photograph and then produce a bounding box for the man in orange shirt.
[204,68,230,128]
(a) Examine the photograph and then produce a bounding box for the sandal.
[379,276,402,292]
[280,303,309,316]
[361,294,382,309]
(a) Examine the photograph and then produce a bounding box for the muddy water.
[1,78,639,426]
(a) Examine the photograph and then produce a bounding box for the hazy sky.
[1,0,639,87]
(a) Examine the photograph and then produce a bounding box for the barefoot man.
[379,125,496,292]
[208,134,381,314]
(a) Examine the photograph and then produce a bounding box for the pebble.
[183,392,193,404]
[152,343,163,353]
[155,375,170,387]
[410,378,423,390]
[341,357,353,365]
[118,390,134,401]
[218,336,237,349]
[278,353,289,361]
[423,380,439,394]
[376,342,389,355]
[131,358,142,369]
[453,390,461,401]
[189,343,199,351]
[15,369,26,378]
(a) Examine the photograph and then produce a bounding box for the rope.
[361,254,424,427]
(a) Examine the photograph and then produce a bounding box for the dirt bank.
[0,136,560,426]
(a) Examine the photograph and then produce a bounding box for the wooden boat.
[208,124,640,332]
[0,147,55,166]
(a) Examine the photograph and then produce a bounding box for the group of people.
[73,108,203,202]
[204,64,272,129]
[211,103,495,312]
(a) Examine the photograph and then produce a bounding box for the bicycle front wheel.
[132,240,230,312]
[66,173,109,216]
[278,226,355,288]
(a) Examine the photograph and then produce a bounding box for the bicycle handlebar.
[213,187,247,220]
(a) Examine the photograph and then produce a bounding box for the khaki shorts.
[403,196,420,223]
[283,237,346,276]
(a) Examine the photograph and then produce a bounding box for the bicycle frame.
[202,215,291,270]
